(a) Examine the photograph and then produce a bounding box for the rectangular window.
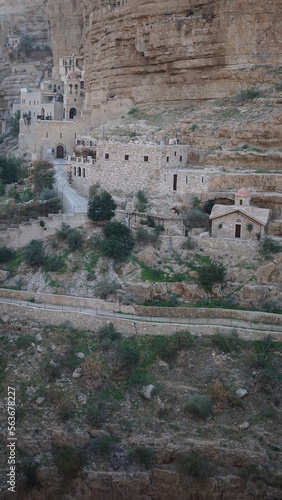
[173,174,177,191]
[125,154,129,161]
[180,155,183,162]
[60,132,62,139]
[201,175,204,183]
[144,155,149,162]
[174,151,177,156]
[186,176,188,184]
[105,153,109,160]
[46,132,48,138]
[166,156,169,162]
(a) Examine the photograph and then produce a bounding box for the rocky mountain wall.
[79,0,282,114]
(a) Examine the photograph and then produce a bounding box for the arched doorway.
[69,108,76,119]
[56,145,64,158]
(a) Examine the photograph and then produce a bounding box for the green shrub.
[176,450,210,478]
[67,228,84,251]
[135,190,148,212]
[98,322,121,349]
[94,278,119,299]
[87,190,116,222]
[44,254,65,272]
[15,334,35,349]
[136,226,160,244]
[128,446,154,469]
[119,340,140,370]
[212,331,240,353]
[56,222,72,240]
[128,107,138,115]
[239,87,260,101]
[91,436,115,457]
[54,446,83,479]
[183,208,209,232]
[23,240,46,266]
[184,394,212,419]
[0,246,16,263]
[101,221,134,260]
[259,237,282,258]
[23,462,40,489]
[198,260,226,292]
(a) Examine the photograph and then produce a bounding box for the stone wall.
[0,212,87,249]
[68,141,282,214]
[36,120,78,160]
[1,297,281,341]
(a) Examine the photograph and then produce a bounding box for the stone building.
[209,188,270,240]
[18,55,85,160]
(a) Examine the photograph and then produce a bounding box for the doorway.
[56,145,64,158]
[235,224,241,238]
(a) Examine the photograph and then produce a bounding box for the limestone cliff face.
[79,0,282,111]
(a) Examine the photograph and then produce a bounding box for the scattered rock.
[159,360,169,368]
[0,270,10,282]
[140,384,155,400]
[2,315,9,323]
[72,367,82,378]
[77,392,87,405]
[35,333,43,342]
[76,352,85,359]
[236,389,248,399]
[36,346,43,353]
[89,429,111,438]
[36,397,45,405]
[49,360,59,368]
[239,421,250,430]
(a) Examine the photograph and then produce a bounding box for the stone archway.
[56,145,64,159]
[69,108,76,119]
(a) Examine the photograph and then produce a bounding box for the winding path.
[54,159,87,213]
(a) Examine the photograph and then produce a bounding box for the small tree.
[9,110,20,136]
[18,34,34,56]
[87,190,116,222]
[23,240,45,266]
[198,260,226,293]
[183,208,209,232]
[135,190,148,212]
[101,221,135,260]
[32,160,55,194]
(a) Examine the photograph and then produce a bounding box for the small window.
[37,100,39,105]
[180,155,182,162]
[144,155,149,162]
[240,199,243,205]
[34,100,36,105]
[60,132,62,139]
[105,153,109,160]
[125,154,129,161]
[166,156,169,162]
[46,132,48,138]
[74,166,76,176]
[83,168,85,178]
[174,151,177,156]
[186,176,188,184]
[201,175,204,183]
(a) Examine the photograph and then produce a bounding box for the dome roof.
[67,70,78,79]
[237,188,251,196]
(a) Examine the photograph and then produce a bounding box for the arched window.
[83,168,85,178]
[74,84,78,94]
[69,84,73,95]
[74,167,76,176]
[69,108,76,120]
[78,167,81,177]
